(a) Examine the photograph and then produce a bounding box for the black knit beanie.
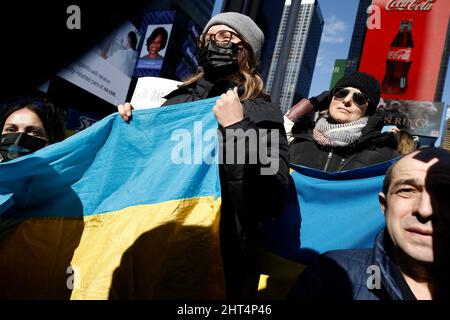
[333,72,381,116]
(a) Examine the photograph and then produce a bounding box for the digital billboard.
[330,59,347,89]
[57,22,141,106]
[136,24,173,71]
[133,11,177,78]
[359,0,450,101]
[376,99,445,137]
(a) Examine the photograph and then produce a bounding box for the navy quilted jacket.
[289,230,414,300]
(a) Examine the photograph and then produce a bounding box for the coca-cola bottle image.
[382,20,414,95]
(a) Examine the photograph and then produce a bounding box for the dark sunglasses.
[332,87,369,107]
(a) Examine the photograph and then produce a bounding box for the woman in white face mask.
[117,12,290,299]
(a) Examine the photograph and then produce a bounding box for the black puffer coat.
[289,115,398,172]
[163,78,290,298]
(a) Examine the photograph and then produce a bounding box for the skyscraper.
[442,116,450,151]
[344,0,372,76]
[265,0,324,113]
[217,0,286,83]
[173,0,216,27]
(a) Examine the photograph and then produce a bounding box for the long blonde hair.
[180,42,266,101]
[396,130,417,155]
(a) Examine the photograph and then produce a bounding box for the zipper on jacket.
[323,150,333,172]
[338,153,359,172]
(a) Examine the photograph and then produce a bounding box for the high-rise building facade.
[443,116,450,150]
[173,0,217,27]
[344,0,372,76]
[265,0,324,113]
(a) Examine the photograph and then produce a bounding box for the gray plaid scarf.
[313,115,369,148]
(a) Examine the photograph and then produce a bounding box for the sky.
[309,0,450,110]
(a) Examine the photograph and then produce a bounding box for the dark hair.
[0,98,66,144]
[146,27,168,51]
[128,31,138,51]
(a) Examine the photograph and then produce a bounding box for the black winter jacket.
[289,230,417,300]
[163,79,290,298]
[289,115,398,172]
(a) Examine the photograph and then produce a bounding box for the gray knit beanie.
[203,12,264,61]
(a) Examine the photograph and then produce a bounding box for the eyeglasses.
[332,87,369,108]
[199,30,241,48]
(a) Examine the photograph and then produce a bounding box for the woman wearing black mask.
[0,98,66,162]
[118,12,289,299]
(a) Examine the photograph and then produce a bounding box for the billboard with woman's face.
[137,24,173,71]
[133,11,177,78]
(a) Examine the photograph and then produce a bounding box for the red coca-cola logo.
[386,0,435,11]
[387,48,412,61]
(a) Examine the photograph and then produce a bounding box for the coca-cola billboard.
[385,0,435,11]
[359,0,450,101]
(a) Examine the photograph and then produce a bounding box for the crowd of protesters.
[1,11,449,300]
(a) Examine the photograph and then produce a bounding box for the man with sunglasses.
[285,71,398,172]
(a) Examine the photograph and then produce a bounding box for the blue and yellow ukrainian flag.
[255,160,398,299]
[257,161,397,261]
[0,97,225,299]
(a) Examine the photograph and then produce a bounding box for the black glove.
[309,90,331,112]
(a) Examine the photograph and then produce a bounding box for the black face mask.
[199,40,239,81]
[0,132,47,162]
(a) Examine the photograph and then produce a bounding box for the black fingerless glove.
[309,90,331,112]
